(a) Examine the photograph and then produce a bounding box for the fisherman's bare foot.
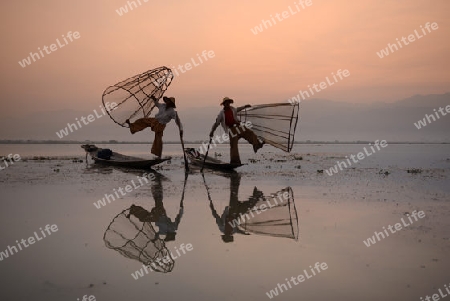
[150,153,161,160]
[253,141,264,153]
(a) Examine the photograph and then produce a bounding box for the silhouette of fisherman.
[208,173,263,243]
[126,96,183,158]
[128,172,184,242]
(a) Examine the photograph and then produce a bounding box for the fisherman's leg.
[229,128,241,165]
[151,130,164,157]
[151,173,163,203]
[229,173,241,208]
[237,124,263,152]
[149,204,166,222]
[127,118,157,134]
[128,204,152,222]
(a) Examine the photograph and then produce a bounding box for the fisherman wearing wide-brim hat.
[127,171,184,242]
[209,97,264,165]
[126,96,183,158]
[208,173,261,243]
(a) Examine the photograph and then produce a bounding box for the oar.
[201,172,213,203]
[180,171,189,206]
[201,137,212,172]
[179,131,189,172]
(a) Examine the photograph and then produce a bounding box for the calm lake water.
[0,143,449,301]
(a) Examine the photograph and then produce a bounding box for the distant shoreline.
[0,140,448,145]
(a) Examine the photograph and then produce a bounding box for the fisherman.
[128,203,183,242]
[208,173,262,243]
[128,173,184,242]
[126,96,183,158]
[209,97,264,165]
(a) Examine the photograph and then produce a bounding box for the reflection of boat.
[81,144,170,170]
[204,173,299,243]
[184,148,242,171]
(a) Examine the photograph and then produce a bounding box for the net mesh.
[103,206,174,273]
[102,66,174,127]
[238,103,299,152]
[239,187,299,240]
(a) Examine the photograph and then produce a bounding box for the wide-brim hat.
[163,96,176,108]
[221,97,234,105]
[221,234,234,243]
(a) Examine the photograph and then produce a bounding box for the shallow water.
[2,143,450,168]
[0,144,449,301]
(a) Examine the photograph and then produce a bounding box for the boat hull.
[81,144,170,170]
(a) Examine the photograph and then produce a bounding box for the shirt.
[156,207,184,235]
[155,103,183,131]
[210,105,245,134]
[224,108,238,127]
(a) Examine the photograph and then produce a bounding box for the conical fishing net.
[239,187,299,240]
[102,66,174,127]
[103,206,174,273]
[238,103,299,152]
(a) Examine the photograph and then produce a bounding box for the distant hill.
[0,93,448,143]
[298,93,450,142]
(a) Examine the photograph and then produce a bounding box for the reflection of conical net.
[238,103,299,152]
[240,187,299,240]
[102,66,174,127]
[103,207,174,273]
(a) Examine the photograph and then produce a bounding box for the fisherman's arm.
[150,95,161,106]
[175,206,184,228]
[209,200,220,220]
[236,104,251,112]
[175,112,183,135]
[209,113,222,137]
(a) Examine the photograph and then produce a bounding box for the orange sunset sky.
[0,0,449,118]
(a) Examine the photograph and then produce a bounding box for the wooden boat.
[81,144,170,169]
[184,148,242,171]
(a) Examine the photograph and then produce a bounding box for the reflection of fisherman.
[208,173,262,243]
[129,173,183,242]
[126,96,183,158]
